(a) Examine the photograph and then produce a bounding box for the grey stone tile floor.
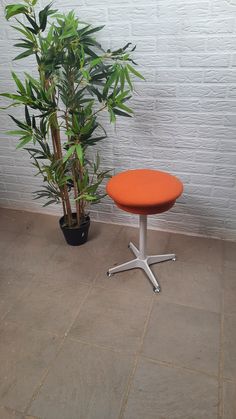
[0,207,235,419]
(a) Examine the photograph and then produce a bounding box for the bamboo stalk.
[72,165,80,226]
[43,77,73,227]
[65,71,82,227]
[62,199,66,219]
[65,108,81,227]
[51,118,73,227]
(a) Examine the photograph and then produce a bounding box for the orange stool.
[106,169,183,293]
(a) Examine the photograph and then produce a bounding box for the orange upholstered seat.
[106,169,183,215]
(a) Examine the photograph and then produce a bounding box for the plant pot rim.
[59,214,90,230]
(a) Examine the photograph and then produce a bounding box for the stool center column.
[139,214,147,259]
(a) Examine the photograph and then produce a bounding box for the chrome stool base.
[107,215,176,293]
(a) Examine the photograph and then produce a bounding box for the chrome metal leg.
[142,261,161,292]
[108,258,142,276]
[128,241,139,257]
[147,253,176,265]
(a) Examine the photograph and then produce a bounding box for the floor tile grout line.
[92,281,153,300]
[93,281,223,314]
[217,275,225,419]
[140,355,220,380]
[0,317,65,340]
[67,335,140,356]
[151,295,222,315]
[22,282,94,417]
[0,405,25,418]
[118,356,139,419]
[222,376,236,384]
[118,292,156,419]
[22,336,65,416]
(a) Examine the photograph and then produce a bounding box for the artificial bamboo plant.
[1,0,144,229]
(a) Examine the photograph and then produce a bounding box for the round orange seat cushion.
[106,169,183,215]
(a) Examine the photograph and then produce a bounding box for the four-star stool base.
[107,214,176,293]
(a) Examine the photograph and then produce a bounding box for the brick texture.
[0,0,236,240]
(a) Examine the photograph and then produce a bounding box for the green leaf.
[120,68,125,92]
[116,102,133,114]
[109,109,116,123]
[90,57,102,68]
[0,93,26,102]
[11,72,25,94]
[96,152,100,169]
[9,115,28,130]
[78,193,98,202]
[103,68,119,96]
[124,66,133,91]
[11,24,34,40]
[6,129,26,135]
[87,86,103,102]
[81,69,89,80]
[25,14,39,33]
[113,108,132,118]
[5,4,28,20]
[83,36,101,49]
[123,42,132,51]
[83,45,98,58]
[13,49,34,61]
[32,115,36,129]
[65,129,74,137]
[25,106,31,126]
[127,64,145,80]
[63,145,75,163]
[16,134,32,149]
[39,2,54,31]
[43,199,58,207]
[86,136,106,145]
[72,114,80,132]
[14,41,34,49]
[75,144,83,164]
[115,90,130,102]
[84,25,105,36]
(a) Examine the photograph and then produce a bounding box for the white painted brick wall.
[0,0,236,240]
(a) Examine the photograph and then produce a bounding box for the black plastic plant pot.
[59,214,90,246]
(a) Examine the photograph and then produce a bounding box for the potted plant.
[1,0,144,245]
